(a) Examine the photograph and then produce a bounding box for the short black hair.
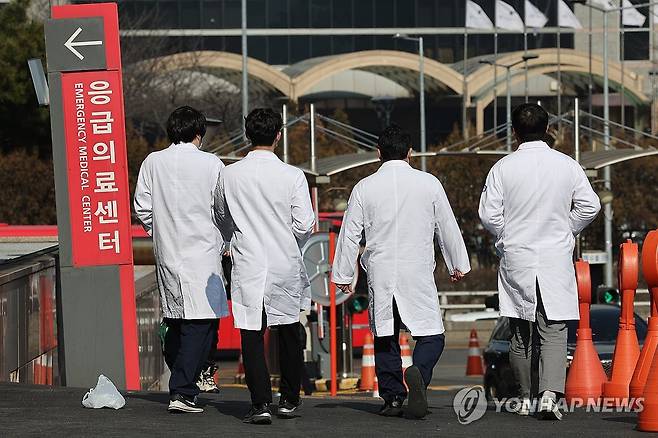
[377,124,411,161]
[512,103,548,143]
[245,108,283,146]
[166,106,207,144]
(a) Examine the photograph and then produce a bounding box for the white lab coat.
[134,143,229,320]
[332,160,471,337]
[478,141,601,322]
[214,150,315,330]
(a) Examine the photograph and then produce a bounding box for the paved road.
[0,382,647,437]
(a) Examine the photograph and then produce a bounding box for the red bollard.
[631,231,658,401]
[565,260,607,403]
[603,240,641,406]
[638,230,658,432]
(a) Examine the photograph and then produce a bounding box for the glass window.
[157,0,179,28]
[623,32,649,61]
[268,0,288,28]
[267,36,290,64]
[355,35,375,51]
[332,36,355,55]
[290,0,310,27]
[224,0,241,28]
[248,0,266,28]
[311,36,332,57]
[395,0,415,27]
[332,0,352,27]
[180,1,201,28]
[202,36,226,51]
[417,0,435,27]
[203,1,222,28]
[354,0,374,28]
[374,35,395,51]
[249,36,268,62]
[374,0,394,27]
[290,36,311,62]
[311,0,331,28]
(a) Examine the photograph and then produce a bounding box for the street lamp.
[480,54,539,151]
[393,33,426,172]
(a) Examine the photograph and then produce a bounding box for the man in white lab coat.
[134,106,229,413]
[332,125,471,419]
[479,104,600,420]
[214,108,315,425]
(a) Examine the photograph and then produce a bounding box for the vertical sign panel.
[61,71,132,267]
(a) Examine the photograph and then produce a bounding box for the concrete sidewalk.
[0,382,646,437]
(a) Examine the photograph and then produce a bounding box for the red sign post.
[45,3,140,390]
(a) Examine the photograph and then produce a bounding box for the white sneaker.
[197,366,220,393]
[537,391,562,421]
[168,394,204,413]
[515,398,531,416]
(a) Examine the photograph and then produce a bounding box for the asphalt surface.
[0,380,649,437]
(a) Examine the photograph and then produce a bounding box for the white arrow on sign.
[64,27,103,60]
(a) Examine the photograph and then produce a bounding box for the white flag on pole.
[466,0,494,29]
[622,0,646,27]
[524,0,548,28]
[496,0,525,31]
[557,0,582,29]
[589,0,616,11]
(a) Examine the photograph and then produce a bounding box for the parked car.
[482,304,648,400]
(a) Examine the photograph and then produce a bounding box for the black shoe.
[277,398,302,418]
[168,393,204,413]
[378,397,404,417]
[243,404,272,424]
[405,365,428,419]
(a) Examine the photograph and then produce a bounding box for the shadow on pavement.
[602,416,638,425]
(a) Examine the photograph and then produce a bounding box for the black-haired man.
[214,108,315,424]
[479,103,600,419]
[332,124,471,418]
[134,106,229,413]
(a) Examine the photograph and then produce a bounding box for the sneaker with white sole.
[243,404,272,424]
[277,398,302,418]
[537,391,562,421]
[168,394,204,413]
[515,398,531,416]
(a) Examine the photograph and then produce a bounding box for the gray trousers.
[509,287,567,399]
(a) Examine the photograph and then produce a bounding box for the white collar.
[517,141,549,151]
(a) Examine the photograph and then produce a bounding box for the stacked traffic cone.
[631,231,658,402]
[466,328,484,376]
[565,260,607,403]
[400,332,413,374]
[234,351,245,384]
[360,332,376,391]
[604,240,641,406]
[372,376,379,398]
[637,230,658,432]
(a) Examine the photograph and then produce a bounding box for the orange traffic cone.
[638,230,658,432]
[466,328,484,376]
[631,231,658,402]
[234,351,245,383]
[360,332,376,391]
[565,260,607,402]
[604,240,641,406]
[400,332,413,374]
[372,376,380,398]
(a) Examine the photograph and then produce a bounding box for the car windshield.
[490,305,648,344]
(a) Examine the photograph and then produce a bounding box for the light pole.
[241,0,248,137]
[480,54,539,151]
[393,33,426,171]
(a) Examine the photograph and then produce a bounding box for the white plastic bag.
[81,374,126,409]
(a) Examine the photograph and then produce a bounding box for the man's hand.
[335,283,353,294]
[450,270,466,283]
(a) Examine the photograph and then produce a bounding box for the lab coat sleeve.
[434,182,471,275]
[332,186,364,285]
[291,171,316,246]
[212,172,235,245]
[478,164,505,238]
[569,163,601,235]
[134,155,153,236]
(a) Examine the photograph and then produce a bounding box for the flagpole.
[620,9,626,127]
[557,14,562,130]
[463,27,469,140]
[588,4,593,143]
[652,3,657,134]
[524,20,529,102]
[494,4,498,129]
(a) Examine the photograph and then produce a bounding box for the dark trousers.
[374,301,446,403]
[203,323,219,369]
[163,318,219,398]
[241,313,304,405]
